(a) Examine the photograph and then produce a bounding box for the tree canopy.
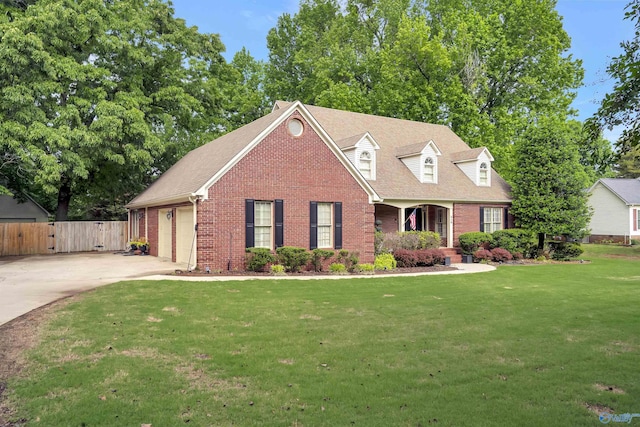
[265,0,584,178]
[0,0,232,220]
[510,118,591,243]
[589,0,640,153]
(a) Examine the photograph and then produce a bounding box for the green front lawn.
[5,245,640,426]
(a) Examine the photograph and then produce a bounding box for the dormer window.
[423,157,435,183]
[359,151,372,179]
[479,162,489,186]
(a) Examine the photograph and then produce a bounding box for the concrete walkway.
[0,253,495,326]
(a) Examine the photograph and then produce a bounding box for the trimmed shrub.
[311,248,334,272]
[374,253,397,271]
[245,247,276,272]
[353,263,375,275]
[270,264,286,275]
[490,247,513,262]
[276,246,311,272]
[393,249,419,267]
[491,229,537,258]
[374,231,386,255]
[337,249,359,271]
[473,249,493,262]
[549,242,584,260]
[329,263,348,274]
[459,232,492,255]
[394,248,446,267]
[379,231,441,252]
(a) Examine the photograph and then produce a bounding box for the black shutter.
[275,199,284,248]
[334,202,342,249]
[479,207,485,233]
[503,207,509,229]
[245,199,254,248]
[310,201,318,250]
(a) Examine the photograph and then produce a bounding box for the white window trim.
[254,201,273,249]
[423,157,436,183]
[359,151,373,179]
[317,202,333,248]
[479,162,490,186]
[483,207,502,233]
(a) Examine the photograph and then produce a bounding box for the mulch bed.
[172,265,457,276]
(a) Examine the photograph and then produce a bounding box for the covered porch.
[374,202,454,248]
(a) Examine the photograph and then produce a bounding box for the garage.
[157,209,172,260]
[176,206,196,266]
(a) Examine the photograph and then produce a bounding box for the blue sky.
[171,0,635,138]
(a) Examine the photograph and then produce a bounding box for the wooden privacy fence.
[0,221,128,257]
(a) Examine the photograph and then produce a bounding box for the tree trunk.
[55,180,72,221]
[537,232,545,251]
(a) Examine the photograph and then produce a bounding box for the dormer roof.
[450,147,494,163]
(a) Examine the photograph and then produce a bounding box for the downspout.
[187,195,199,271]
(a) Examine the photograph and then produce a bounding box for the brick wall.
[196,111,375,271]
[374,204,398,233]
[453,203,513,246]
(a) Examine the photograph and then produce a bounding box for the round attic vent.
[287,118,304,137]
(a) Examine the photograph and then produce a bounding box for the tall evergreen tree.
[510,118,591,248]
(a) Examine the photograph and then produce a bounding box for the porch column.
[448,207,454,248]
[398,208,405,232]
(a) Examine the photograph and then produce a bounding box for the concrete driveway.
[0,252,182,326]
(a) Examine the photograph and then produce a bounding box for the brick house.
[126,101,512,270]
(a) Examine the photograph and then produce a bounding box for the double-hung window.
[481,207,503,233]
[423,157,435,183]
[310,201,342,250]
[254,201,272,248]
[479,162,489,186]
[246,199,284,249]
[359,151,372,179]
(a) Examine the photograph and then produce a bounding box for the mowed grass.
[5,245,640,426]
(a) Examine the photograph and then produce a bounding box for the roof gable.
[590,178,640,205]
[127,102,381,208]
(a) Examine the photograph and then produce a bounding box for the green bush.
[549,242,584,260]
[329,263,348,274]
[276,246,311,272]
[353,263,375,274]
[270,264,286,275]
[459,232,492,255]
[311,248,334,272]
[379,231,441,252]
[374,253,397,270]
[336,249,359,271]
[491,229,537,258]
[374,230,386,255]
[245,248,276,272]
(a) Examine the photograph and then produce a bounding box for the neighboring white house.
[587,178,640,243]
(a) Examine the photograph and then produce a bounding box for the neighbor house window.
[481,207,503,233]
[359,151,372,179]
[423,157,435,183]
[479,162,489,186]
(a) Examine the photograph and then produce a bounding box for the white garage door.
[158,209,172,260]
[176,207,195,265]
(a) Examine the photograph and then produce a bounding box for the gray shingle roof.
[128,101,512,208]
[597,178,640,205]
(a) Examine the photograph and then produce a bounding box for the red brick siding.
[453,203,512,246]
[196,112,374,271]
[374,204,399,233]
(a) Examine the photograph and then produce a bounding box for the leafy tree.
[589,0,640,152]
[510,118,591,249]
[0,0,229,220]
[616,145,640,177]
[265,0,583,179]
